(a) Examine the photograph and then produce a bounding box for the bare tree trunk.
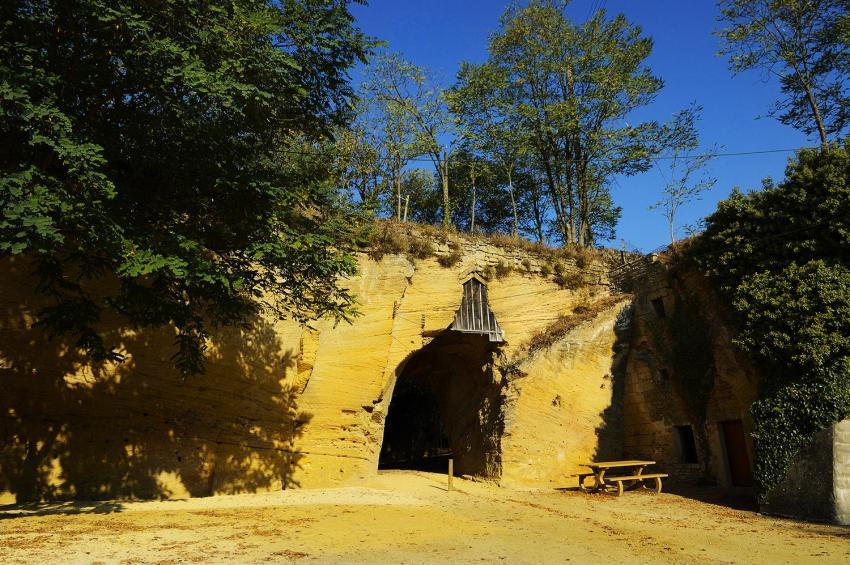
[803,83,828,151]
[667,209,676,243]
[668,208,676,244]
[395,160,402,221]
[541,154,570,243]
[470,183,476,233]
[440,149,450,229]
[507,169,518,239]
[403,195,410,222]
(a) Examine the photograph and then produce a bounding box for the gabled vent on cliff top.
[451,275,505,343]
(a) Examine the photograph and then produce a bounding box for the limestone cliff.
[1,233,630,502]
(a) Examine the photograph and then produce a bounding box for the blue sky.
[349,0,814,251]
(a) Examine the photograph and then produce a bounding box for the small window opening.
[651,297,666,318]
[675,425,699,464]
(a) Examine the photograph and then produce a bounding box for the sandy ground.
[1,471,848,564]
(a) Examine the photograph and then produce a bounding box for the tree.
[335,118,387,213]
[717,0,850,150]
[364,52,454,227]
[399,169,439,223]
[515,165,551,243]
[360,53,421,221]
[448,62,525,238]
[0,0,371,375]
[489,1,668,246]
[692,143,850,498]
[651,105,719,244]
[445,149,513,233]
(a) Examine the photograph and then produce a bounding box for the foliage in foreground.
[691,142,850,499]
[0,0,371,374]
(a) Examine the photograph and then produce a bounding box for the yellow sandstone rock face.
[0,237,631,503]
[499,302,631,487]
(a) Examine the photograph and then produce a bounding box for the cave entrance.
[378,330,505,477]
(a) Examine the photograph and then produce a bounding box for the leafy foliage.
[478,0,696,246]
[692,142,850,498]
[0,0,372,374]
[717,0,850,147]
[361,52,453,226]
[650,104,719,243]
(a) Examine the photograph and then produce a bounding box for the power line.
[278,144,809,165]
[653,147,804,160]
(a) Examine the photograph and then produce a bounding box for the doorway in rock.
[721,419,754,487]
[378,330,505,478]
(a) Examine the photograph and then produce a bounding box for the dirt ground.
[1,471,848,564]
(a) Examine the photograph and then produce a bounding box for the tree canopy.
[692,142,850,498]
[0,0,372,374]
[717,0,850,149]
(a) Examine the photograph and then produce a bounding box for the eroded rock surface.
[1,235,630,502]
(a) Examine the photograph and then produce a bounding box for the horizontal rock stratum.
[0,232,632,503]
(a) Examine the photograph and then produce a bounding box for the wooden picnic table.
[577,460,668,496]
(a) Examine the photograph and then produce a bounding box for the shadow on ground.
[0,500,124,519]
[665,485,757,511]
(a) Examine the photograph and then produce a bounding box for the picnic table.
[577,460,668,496]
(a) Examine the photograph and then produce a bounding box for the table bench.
[577,460,668,496]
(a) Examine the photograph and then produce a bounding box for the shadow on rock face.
[0,257,311,506]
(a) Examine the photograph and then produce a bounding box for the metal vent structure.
[450,275,505,343]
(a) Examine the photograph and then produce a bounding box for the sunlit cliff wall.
[1,233,630,503]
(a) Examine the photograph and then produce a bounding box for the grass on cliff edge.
[361,219,620,268]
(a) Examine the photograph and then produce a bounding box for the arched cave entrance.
[378,330,505,477]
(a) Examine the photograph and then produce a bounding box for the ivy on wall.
[643,284,716,469]
[644,295,715,417]
[690,143,850,500]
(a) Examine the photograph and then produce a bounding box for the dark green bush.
[692,143,850,499]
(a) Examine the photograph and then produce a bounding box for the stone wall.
[833,418,850,525]
[620,256,849,526]
[761,425,836,522]
[761,418,850,526]
[1,234,630,503]
[621,257,759,487]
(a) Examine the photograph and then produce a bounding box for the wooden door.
[721,419,753,487]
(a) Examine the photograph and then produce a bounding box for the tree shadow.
[0,257,311,510]
[0,500,124,519]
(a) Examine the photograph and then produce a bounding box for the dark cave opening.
[378,330,506,477]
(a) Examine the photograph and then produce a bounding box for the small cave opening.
[378,330,505,478]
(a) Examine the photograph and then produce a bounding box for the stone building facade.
[619,256,849,525]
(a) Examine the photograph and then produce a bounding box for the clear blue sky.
[349,0,814,251]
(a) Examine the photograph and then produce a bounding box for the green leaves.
[716,0,850,145]
[693,142,850,498]
[1,0,371,375]
[485,1,667,245]
[734,261,850,369]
